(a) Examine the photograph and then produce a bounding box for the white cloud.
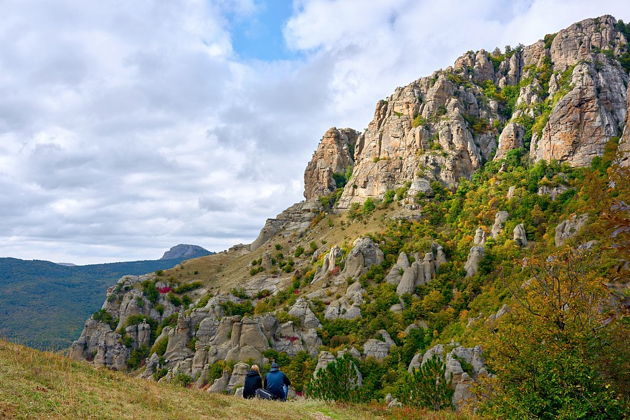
[0,0,628,263]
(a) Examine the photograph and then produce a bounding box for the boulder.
[207,370,230,393]
[288,298,322,329]
[385,252,410,286]
[312,246,342,284]
[226,362,249,393]
[474,228,486,246]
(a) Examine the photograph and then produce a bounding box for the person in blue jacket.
[265,362,291,401]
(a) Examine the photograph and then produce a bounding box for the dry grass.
[0,340,471,420]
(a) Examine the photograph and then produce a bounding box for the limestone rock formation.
[555,214,589,246]
[304,127,359,200]
[385,252,410,286]
[324,282,364,320]
[161,244,211,260]
[513,224,528,247]
[340,237,384,281]
[250,200,323,251]
[396,244,446,296]
[495,122,524,160]
[312,246,342,284]
[474,228,486,246]
[491,211,509,238]
[464,246,485,277]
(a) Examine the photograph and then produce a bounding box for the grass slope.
[0,340,467,420]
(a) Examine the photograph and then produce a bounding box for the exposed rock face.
[491,211,509,238]
[474,228,486,246]
[312,246,342,284]
[495,122,524,160]
[324,282,364,320]
[250,201,323,251]
[618,83,630,167]
[340,237,384,281]
[304,127,359,200]
[513,224,528,247]
[288,298,322,330]
[161,244,211,260]
[326,15,628,209]
[555,214,589,246]
[385,252,410,286]
[363,330,396,360]
[537,184,569,200]
[409,344,488,410]
[396,244,446,296]
[464,246,485,277]
[531,60,628,166]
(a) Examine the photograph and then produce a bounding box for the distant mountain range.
[0,244,212,350]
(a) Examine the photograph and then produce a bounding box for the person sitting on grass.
[265,362,291,401]
[243,364,263,399]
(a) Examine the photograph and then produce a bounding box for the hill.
[0,339,452,420]
[0,245,212,350]
[66,15,629,418]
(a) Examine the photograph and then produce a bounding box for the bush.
[127,345,150,370]
[220,300,254,316]
[173,281,202,294]
[141,280,159,304]
[151,336,168,357]
[172,372,193,388]
[306,354,366,403]
[92,309,117,330]
[167,293,182,306]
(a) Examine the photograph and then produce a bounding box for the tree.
[479,248,626,419]
[394,355,453,410]
[305,354,365,403]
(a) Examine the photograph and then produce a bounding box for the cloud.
[0,0,628,264]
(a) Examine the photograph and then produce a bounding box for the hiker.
[265,362,291,401]
[243,364,263,399]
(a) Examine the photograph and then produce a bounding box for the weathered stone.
[250,201,322,251]
[474,228,486,246]
[491,211,509,238]
[312,246,342,284]
[341,237,384,281]
[513,224,528,247]
[385,252,409,286]
[555,214,589,246]
[288,298,322,330]
[226,362,249,393]
[464,246,485,277]
[495,122,524,160]
[304,127,359,200]
[208,370,230,393]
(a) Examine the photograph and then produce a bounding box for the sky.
[1,0,629,264]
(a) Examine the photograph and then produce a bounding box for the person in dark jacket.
[265,362,291,400]
[242,364,263,399]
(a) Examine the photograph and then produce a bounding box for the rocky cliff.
[303,15,629,208]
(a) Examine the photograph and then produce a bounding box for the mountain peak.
[160,244,211,260]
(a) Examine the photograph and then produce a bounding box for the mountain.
[0,245,212,350]
[161,244,212,260]
[67,16,629,417]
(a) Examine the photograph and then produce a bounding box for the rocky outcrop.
[495,122,524,160]
[250,201,323,251]
[555,214,589,246]
[312,246,342,284]
[491,211,509,238]
[464,246,485,277]
[324,282,364,320]
[340,237,384,281]
[617,83,630,167]
[363,331,396,360]
[288,298,321,330]
[409,344,488,410]
[396,244,446,296]
[304,127,359,200]
[327,15,628,209]
[385,252,410,286]
[513,224,528,247]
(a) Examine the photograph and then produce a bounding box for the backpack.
[255,388,274,400]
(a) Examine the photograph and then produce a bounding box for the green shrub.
[172,372,193,388]
[173,281,202,294]
[230,288,249,299]
[141,280,159,304]
[151,336,168,357]
[220,300,254,317]
[294,246,305,257]
[92,309,118,330]
[168,293,182,306]
[127,345,150,370]
[153,368,168,381]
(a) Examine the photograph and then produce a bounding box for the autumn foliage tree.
[478,248,627,419]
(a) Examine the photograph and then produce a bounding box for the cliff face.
[303,15,629,207]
